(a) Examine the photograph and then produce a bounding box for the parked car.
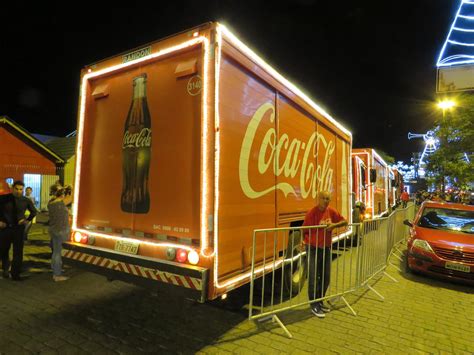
[405,201,474,284]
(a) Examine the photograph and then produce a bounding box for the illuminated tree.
[425,94,474,190]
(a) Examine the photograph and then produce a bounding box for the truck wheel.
[351,232,359,247]
[283,230,307,297]
[214,285,248,311]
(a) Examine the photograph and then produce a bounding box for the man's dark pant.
[0,226,24,277]
[0,228,12,273]
[307,245,331,305]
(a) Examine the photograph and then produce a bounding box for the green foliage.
[425,94,474,189]
[376,150,395,165]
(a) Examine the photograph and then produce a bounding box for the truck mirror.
[370,169,377,183]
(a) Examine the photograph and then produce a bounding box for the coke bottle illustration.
[121,73,152,213]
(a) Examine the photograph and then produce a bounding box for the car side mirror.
[370,169,377,183]
[403,219,413,227]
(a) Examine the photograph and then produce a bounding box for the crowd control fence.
[248,203,416,338]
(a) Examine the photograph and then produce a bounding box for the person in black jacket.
[0,193,17,279]
[0,181,36,280]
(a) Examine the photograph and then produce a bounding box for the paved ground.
[0,219,473,354]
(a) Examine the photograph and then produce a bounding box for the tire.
[282,230,307,297]
[351,232,360,247]
[405,252,412,273]
[216,285,249,311]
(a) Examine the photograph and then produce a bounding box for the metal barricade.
[248,224,361,338]
[248,205,416,338]
[387,203,416,269]
[357,217,396,300]
[357,202,417,299]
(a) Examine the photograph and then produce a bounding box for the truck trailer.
[351,148,389,219]
[63,22,352,302]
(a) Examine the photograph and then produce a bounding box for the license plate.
[115,240,140,255]
[445,262,470,273]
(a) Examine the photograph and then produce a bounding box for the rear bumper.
[62,242,209,302]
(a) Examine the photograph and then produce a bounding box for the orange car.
[406,201,474,284]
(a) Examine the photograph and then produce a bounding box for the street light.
[437,100,456,110]
[437,100,456,119]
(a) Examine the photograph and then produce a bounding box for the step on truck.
[64,22,352,302]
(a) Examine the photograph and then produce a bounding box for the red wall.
[0,125,58,182]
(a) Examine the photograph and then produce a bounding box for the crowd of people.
[415,189,474,206]
[0,180,72,282]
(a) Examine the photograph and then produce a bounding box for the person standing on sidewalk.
[0,193,17,279]
[0,180,36,281]
[303,191,347,318]
[48,185,72,282]
[401,189,410,208]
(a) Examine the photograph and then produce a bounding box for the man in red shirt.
[401,189,410,208]
[303,191,347,318]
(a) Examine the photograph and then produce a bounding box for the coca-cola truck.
[351,154,369,220]
[64,22,352,302]
[388,167,403,209]
[351,148,389,219]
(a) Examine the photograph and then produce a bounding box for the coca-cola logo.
[122,128,152,149]
[239,102,336,199]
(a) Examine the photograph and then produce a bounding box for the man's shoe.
[311,305,325,318]
[1,271,9,279]
[53,275,69,282]
[320,303,331,313]
[11,275,24,281]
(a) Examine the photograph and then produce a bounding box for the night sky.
[0,1,460,161]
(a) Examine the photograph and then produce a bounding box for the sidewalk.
[22,219,52,276]
[1,219,472,354]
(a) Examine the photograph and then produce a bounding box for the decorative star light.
[437,0,474,67]
[408,130,439,166]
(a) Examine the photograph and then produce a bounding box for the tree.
[425,94,474,190]
[376,150,395,165]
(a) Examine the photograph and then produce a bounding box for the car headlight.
[412,239,434,253]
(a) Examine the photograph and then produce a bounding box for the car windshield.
[417,207,474,234]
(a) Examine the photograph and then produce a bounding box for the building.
[0,116,64,209]
[45,135,77,187]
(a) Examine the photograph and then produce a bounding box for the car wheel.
[405,252,412,273]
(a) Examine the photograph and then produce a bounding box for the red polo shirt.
[303,206,345,248]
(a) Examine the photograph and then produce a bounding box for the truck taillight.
[187,250,199,265]
[166,247,176,261]
[73,232,83,243]
[176,249,188,263]
[73,232,94,245]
